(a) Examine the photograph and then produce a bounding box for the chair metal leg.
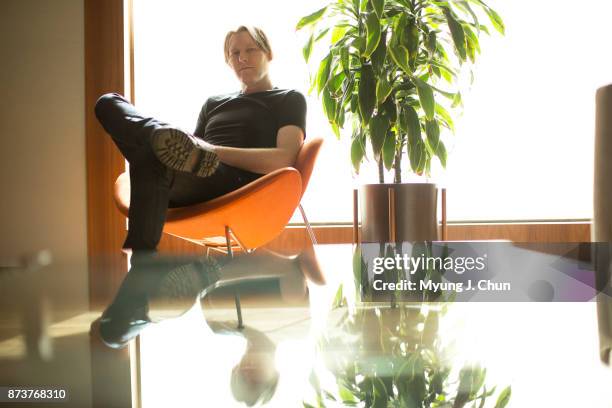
[227,227,249,253]
[299,204,317,245]
[225,226,244,330]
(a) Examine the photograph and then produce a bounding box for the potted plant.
[297,0,504,242]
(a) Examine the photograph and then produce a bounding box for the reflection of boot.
[91,305,151,350]
[91,255,221,349]
[153,256,221,301]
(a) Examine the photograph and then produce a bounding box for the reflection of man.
[89,249,324,406]
[90,248,324,349]
[209,322,279,407]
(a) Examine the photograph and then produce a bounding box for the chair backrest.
[294,137,324,197]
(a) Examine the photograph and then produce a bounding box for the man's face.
[227,31,271,88]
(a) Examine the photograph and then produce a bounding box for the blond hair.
[224,26,272,63]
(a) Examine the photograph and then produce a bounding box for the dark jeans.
[94,93,260,250]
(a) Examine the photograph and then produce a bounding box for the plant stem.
[378,158,384,183]
[394,147,402,183]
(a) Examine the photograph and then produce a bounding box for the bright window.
[133,0,612,223]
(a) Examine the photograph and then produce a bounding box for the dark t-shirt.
[193,88,307,148]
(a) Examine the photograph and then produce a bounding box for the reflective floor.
[1,243,611,407]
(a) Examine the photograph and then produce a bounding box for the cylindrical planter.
[360,183,438,242]
[594,84,612,365]
[594,84,612,241]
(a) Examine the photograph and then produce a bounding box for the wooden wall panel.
[85,0,128,308]
[154,222,592,256]
[446,222,591,242]
[263,222,592,254]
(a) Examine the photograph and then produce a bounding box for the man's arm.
[213,125,304,174]
[193,99,208,138]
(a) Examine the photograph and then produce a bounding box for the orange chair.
[113,137,323,254]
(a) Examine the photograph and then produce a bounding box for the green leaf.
[331,122,341,139]
[408,140,426,174]
[338,383,356,403]
[413,78,435,120]
[466,37,476,62]
[429,84,458,99]
[340,47,350,74]
[485,7,505,35]
[401,105,421,146]
[350,93,358,114]
[352,0,360,15]
[426,31,437,55]
[444,8,467,61]
[425,120,440,155]
[380,96,397,123]
[303,33,314,62]
[429,60,457,80]
[425,155,432,175]
[339,77,355,108]
[463,23,481,53]
[435,103,455,132]
[315,27,330,42]
[364,13,382,58]
[332,283,344,309]
[494,386,511,408]
[452,92,463,108]
[322,390,337,401]
[371,29,387,73]
[331,25,349,45]
[372,0,385,18]
[358,64,376,125]
[330,71,346,93]
[388,41,411,74]
[456,0,480,30]
[336,105,346,128]
[352,37,366,54]
[435,140,447,167]
[322,88,337,123]
[463,24,479,63]
[369,114,389,158]
[317,54,333,94]
[477,23,490,35]
[425,120,440,151]
[359,0,368,12]
[382,131,396,170]
[403,19,420,63]
[372,377,388,406]
[351,130,366,172]
[296,6,327,30]
[376,76,392,105]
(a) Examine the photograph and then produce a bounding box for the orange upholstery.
[294,137,323,196]
[113,137,323,250]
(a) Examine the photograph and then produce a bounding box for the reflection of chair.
[113,137,323,253]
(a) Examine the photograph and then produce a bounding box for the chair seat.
[114,167,303,249]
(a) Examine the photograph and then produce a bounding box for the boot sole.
[152,128,219,178]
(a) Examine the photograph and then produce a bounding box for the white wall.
[0,2,91,406]
[0,0,87,308]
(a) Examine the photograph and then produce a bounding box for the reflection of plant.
[297,0,504,182]
[306,245,511,408]
[307,303,511,408]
